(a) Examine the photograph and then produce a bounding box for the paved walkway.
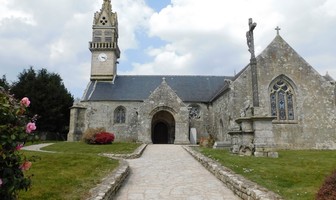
[21,143,55,152]
[115,145,240,200]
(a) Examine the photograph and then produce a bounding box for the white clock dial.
[98,53,107,62]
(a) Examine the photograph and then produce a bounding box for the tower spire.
[89,0,120,81]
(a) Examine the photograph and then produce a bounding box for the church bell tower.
[89,0,120,81]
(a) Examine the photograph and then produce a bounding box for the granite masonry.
[68,0,336,156]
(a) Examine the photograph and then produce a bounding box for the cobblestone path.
[115,144,240,200]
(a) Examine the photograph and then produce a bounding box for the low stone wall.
[88,160,130,200]
[100,143,147,159]
[87,144,147,200]
[183,146,283,200]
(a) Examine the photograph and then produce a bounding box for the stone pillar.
[174,122,190,144]
[67,105,86,141]
[252,117,278,158]
[137,118,152,144]
[230,115,278,157]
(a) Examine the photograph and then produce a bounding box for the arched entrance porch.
[151,111,175,144]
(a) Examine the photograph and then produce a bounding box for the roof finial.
[275,26,281,36]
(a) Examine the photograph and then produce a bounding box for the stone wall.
[68,101,141,142]
[212,35,336,150]
[188,103,212,141]
[256,36,336,149]
[212,68,254,143]
[183,146,283,200]
[87,144,147,200]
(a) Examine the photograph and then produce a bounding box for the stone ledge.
[87,159,130,200]
[87,144,147,200]
[183,146,284,200]
[100,143,147,159]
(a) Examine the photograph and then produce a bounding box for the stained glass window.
[270,79,295,121]
[114,106,126,123]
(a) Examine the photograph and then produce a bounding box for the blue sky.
[0,0,335,98]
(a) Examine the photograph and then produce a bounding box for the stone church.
[68,0,336,156]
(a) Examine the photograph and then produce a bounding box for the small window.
[105,37,112,43]
[270,78,295,121]
[104,30,113,35]
[114,106,126,124]
[100,16,108,25]
[93,37,101,42]
[94,30,102,36]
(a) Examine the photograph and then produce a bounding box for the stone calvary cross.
[246,18,257,59]
[246,18,259,107]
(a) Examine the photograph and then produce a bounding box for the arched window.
[114,106,126,124]
[270,78,295,120]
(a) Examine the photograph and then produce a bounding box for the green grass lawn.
[18,142,141,199]
[198,148,336,200]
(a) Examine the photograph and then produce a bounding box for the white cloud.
[111,0,154,52]
[0,0,335,98]
[126,0,336,79]
[0,0,37,26]
[126,44,193,75]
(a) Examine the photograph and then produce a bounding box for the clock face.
[98,53,107,62]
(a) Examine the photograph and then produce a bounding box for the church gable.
[146,78,184,109]
[256,35,335,110]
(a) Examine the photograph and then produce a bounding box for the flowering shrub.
[95,132,115,144]
[316,170,336,200]
[0,88,37,199]
[82,127,115,144]
[82,127,105,144]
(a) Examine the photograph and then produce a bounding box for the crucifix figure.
[275,26,281,35]
[246,18,257,59]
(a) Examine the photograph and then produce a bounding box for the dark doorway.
[153,122,168,144]
[151,110,175,144]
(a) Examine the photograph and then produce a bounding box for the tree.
[0,75,10,90]
[11,67,74,140]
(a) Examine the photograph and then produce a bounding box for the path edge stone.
[183,145,284,200]
[100,143,147,159]
[87,144,147,200]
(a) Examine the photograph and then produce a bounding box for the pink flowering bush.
[0,88,37,199]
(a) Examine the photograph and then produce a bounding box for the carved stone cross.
[275,26,281,35]
[246,18,257,59]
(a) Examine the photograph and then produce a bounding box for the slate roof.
[82,75,233,102]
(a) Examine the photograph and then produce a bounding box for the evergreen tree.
[0,75,10,90]
[11,67,74,140]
